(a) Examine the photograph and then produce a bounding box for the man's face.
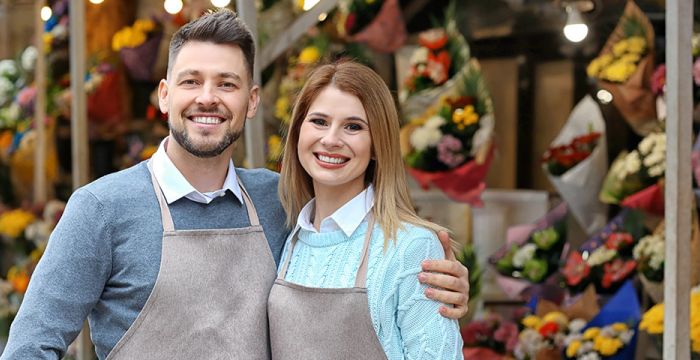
[158,41,259,158]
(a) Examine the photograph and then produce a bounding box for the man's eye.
[180,79,197,85]
[221,82,237,88]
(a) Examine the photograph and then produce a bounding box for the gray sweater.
[0,161,288,359]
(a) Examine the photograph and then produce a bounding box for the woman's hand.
[418,231,470,319]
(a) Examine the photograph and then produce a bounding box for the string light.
[40,6,52,21]
[164,0,183,14]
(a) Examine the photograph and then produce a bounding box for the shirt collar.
[151,137,243,205]
[297,185,374,237]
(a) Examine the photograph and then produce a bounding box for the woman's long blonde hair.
[279,60,448,246]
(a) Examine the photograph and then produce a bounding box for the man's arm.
[1,189,111,359]
[417,231,470,320]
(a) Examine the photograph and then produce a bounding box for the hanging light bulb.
[89,0,104,4]
[40,6,52,21]
[563,5,589,43]
[211,0,231,7]
[164,0,183,14]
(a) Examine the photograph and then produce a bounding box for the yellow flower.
[133,19,155,33]
[594,336,624,356]
[7,266,30,294]
[601,60,636,83]
[267,135,283,161]
[627,36,647,55]
[640,303,665,334]
[298,46,321,65]
[452,105,479,130]
[613,39,629,57]
[275,97,290,123]
[140,145,157,160]
[566,340,582,358]
[0,209,36,239]
[611,322,628,332]
[583,327,601,340]
[543,312,569,328]
[43,33,53,53]
[522,315,541,329]
[620,53,641,64]
[29,248,43,263]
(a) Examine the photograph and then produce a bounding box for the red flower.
[562,251,590,286]
[494,321,519,352]
[538,321,559,338]
[418,29,449,50]
[602,258,637,288]
[460,321,493,346]
[605,232,634,250]
[344,13,357,34]
[571,132,601,147]
[651,64,666,95]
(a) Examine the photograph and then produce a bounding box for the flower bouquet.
[490,203,568,299]
[461,313,518,359]
[640,285,700,357]
[336,0,407,53]
[543,95,608,235]
[586,1,657,135]
[563,281,640,360]
[561,210,646,295]
[399,15,471,121]
[599,132,665,214]
[112,18,163,82]
[401,59,494,205]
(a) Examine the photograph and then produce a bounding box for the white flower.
[0,76,14,104]
[513,243,537,268]
[587,246,617,267]
[410,124,443,152]
[51,24,67,40]
[424,115,446,129]
[642,151,664,168]
[0,59,18,78]
[21,46,38,71]
[648,163,665,178]
[2,102,21,121]
[581,352,601,360]
[568,318,588,334]
[619,329,635,344]
[471,113,494,156]
[409,47,429,65]
[622,151,641,177]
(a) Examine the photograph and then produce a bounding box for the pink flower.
[651,64,665,95]
[694,59,700,86]
[494,321,519,352]
[461,321,492,346]
[437,134,466,168]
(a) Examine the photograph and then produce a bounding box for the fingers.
[436,231,456,261]
[439,305,468,319]
[418,271,469,294]
[421,259,469,278]
[425,287,467,309]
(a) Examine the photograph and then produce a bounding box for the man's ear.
[246,84,260,119]
[158,79,169,114]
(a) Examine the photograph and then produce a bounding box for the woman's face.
[297,85,372,198]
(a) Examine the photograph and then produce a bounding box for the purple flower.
[694,58,700,86]
[437,134,466,168]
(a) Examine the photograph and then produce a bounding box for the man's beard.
[170,125,242,158]
[170,105,243,158]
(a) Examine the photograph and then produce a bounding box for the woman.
[268,60,464,359]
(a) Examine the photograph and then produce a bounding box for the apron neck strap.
[147,160,261,231]
[148,160,176,232]
[277,214,376,289]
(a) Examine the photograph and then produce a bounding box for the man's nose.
[195,85,220,107]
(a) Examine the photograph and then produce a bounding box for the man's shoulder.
[236,167,280,191]
[80,162,152,202]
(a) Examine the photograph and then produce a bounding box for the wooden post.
[33,0,47,204]
[236,0,265,168]
[70,1,92,358]
[664,0,693,359]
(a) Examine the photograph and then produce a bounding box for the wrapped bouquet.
[113,18,163,82]
[337,0,407,53]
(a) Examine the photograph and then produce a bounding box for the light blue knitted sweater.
[279,221,464,360]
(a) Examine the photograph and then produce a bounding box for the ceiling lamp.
[164,0,183,14]
[211,0,231,7]
[563,5,588,43]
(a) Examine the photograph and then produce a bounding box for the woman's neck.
[312,183,366,231]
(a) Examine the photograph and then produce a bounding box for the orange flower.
[8,266,30,294]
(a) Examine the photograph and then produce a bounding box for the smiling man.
[1,10,470,360]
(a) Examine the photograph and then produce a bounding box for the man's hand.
[418,230,470,319]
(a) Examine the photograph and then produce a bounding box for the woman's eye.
[345,123,363,131]
[310,118,326,126]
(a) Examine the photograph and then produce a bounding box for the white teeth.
[191,116,221,124]
[318,154,347,164]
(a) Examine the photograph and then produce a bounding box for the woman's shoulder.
[377,222,444,259]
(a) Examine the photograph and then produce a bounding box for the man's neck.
[165,137,232,193]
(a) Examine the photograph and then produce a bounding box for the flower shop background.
[0,0,697,359]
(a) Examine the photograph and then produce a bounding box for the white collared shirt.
[151,137,243,205]
[295,185,374,237]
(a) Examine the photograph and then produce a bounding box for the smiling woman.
[270,60,464,360]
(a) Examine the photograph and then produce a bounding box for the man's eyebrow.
[219,72,242,82]
[174,70,242,83]
[175,69,199,82]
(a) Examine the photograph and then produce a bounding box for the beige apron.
[106,161,277,360]
[267,217,388,360]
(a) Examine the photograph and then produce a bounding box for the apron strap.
[276,227,299,280]
[238,180,260,227]
[354,216,374,288]
[147,160,176,232]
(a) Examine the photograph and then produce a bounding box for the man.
[2,10,469,359]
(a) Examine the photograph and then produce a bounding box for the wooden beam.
[237,0,265,168]
[259,0,341,70]
[664,0,693,359]
[33,0,46,203]
[69,0,92,358]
